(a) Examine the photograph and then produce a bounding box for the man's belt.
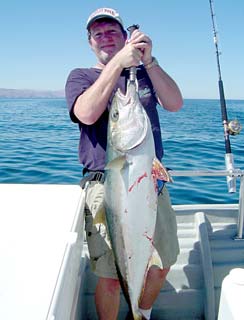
[80,169,105,189]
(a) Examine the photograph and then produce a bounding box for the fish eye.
[111,109,119,122]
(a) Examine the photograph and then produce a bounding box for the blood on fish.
[143,231,154,246]
[128,172,148,192]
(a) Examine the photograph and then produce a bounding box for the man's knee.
[99,277,121,294]
[149,266,170,280]
[158,267,170,279]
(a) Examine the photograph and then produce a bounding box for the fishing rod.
[127,24,140,82]
[208,0,241,193]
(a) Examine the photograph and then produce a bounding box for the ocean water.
[0,98,244,205]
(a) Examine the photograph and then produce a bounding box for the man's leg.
[85,182,121,319]
[139,266,170,309]
[95,277,121,320]
[125,266,169,320]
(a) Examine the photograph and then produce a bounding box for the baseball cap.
[86,8,124,30]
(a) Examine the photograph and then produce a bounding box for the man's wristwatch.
[144,57,159,70]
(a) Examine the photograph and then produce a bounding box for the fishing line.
[208,0,241,192]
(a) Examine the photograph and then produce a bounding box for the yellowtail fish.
[104,79,171,319]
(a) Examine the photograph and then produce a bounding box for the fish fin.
[105,155,127,170]
[152,158,173,183]
[93,207,106,225]
[148,249,163,269]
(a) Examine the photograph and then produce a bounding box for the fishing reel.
[227,119,242,136]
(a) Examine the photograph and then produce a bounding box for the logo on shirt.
[138,87,151,98]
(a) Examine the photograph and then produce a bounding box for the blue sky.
[0,0,243,99]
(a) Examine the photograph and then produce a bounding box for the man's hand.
[114,41,143,69]
[128,29,153,65]
[113,29,153,69]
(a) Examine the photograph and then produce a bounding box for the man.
[65,7,183,320]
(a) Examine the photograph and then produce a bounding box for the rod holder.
[235,175,244,239]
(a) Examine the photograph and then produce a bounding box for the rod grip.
[225,153,236,193]
[127,25,139,82]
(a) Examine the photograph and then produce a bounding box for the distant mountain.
[0,88,65,98]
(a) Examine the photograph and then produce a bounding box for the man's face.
[89,20,127,64]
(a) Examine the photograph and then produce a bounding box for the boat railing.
[170,168,244,239]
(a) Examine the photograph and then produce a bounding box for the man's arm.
[73,44,143,125]
[130,29,183,112]
[144,64,183,112]
[73,59,122,125]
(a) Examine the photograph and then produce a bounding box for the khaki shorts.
[84,181,179,279]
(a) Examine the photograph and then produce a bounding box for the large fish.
[104,79,171,319]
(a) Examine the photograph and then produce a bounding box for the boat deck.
[79,204,244,320]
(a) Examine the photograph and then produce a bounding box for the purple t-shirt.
[65,66,163,171]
